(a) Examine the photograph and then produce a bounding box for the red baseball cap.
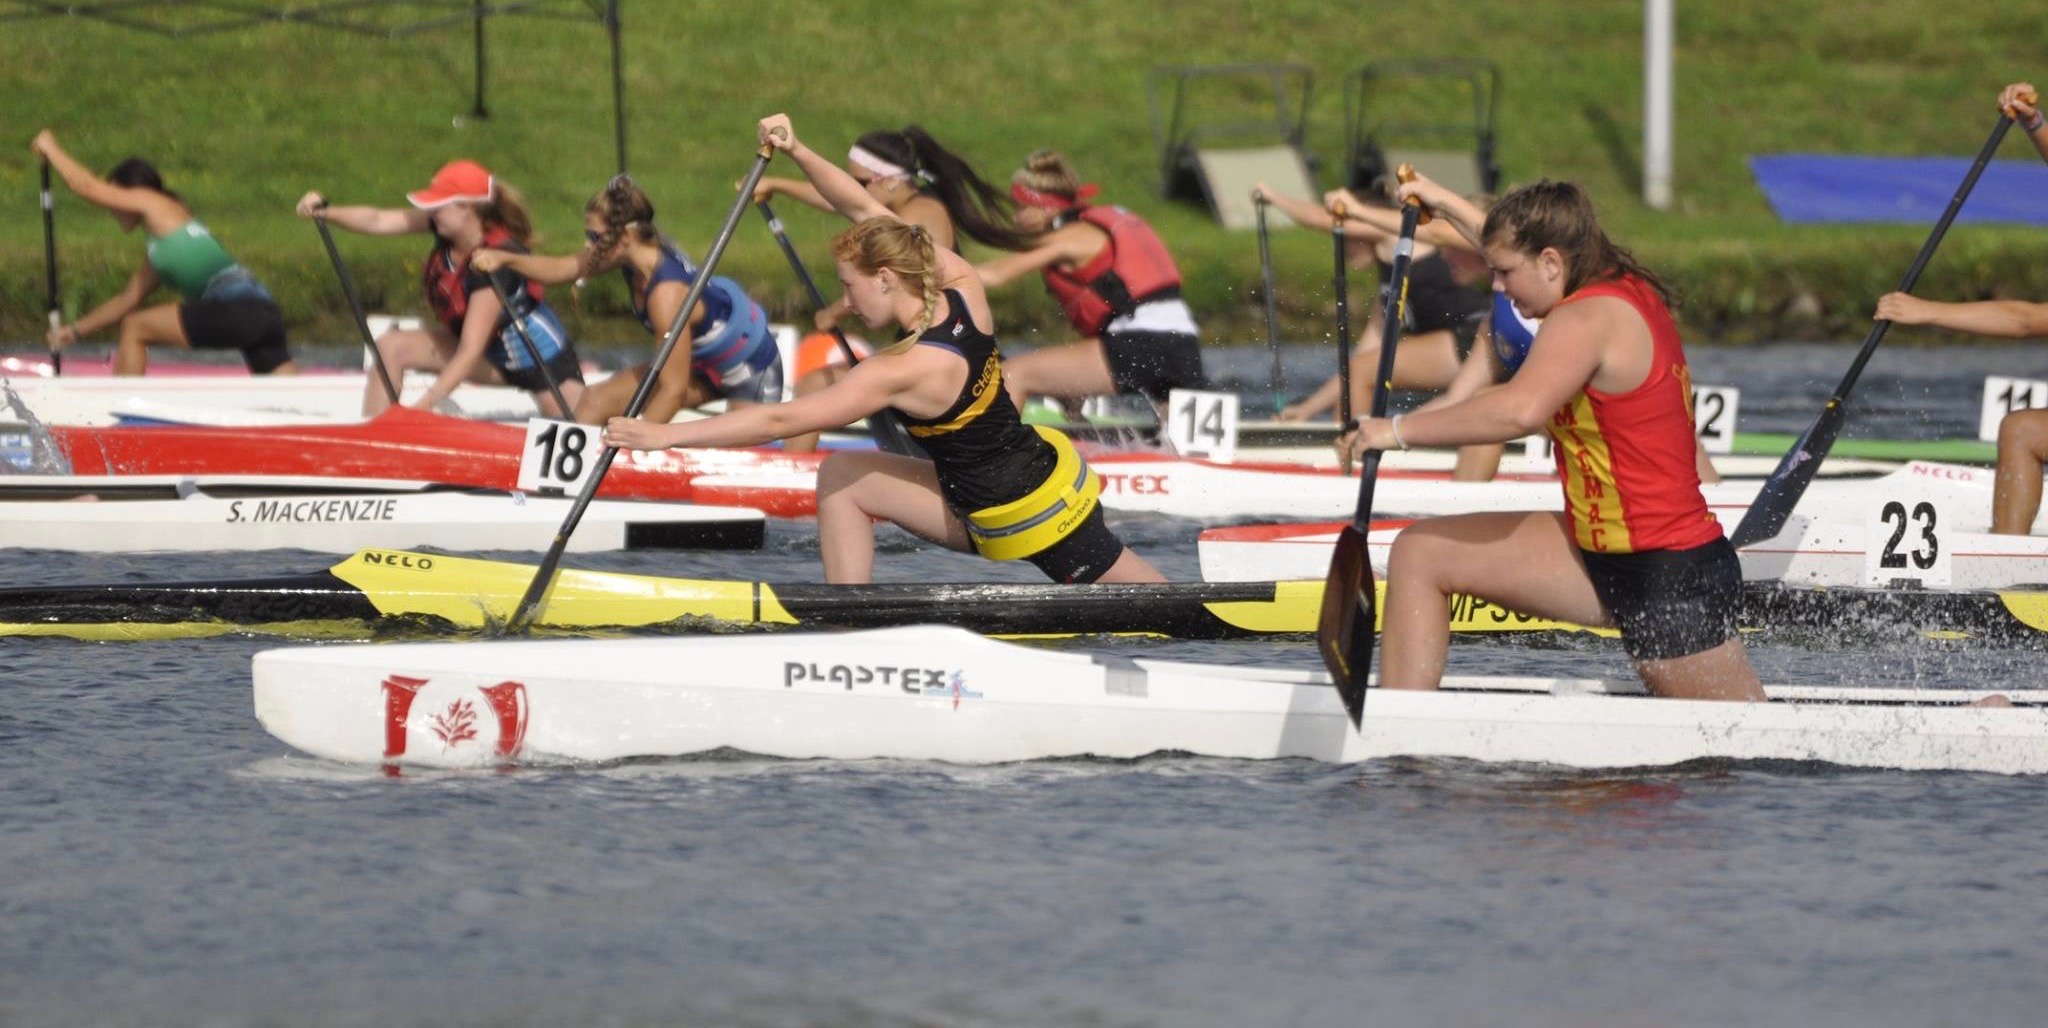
[407,159,494,209]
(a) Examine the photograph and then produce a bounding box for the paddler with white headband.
[754,126,1032,449]
[610,114,1164,586]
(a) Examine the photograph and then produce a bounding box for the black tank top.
[895,289,1058,513]
[1377,252,1487,334]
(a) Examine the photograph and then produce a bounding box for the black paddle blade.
[1317,524,1375,728]
[1728,401,1846,547]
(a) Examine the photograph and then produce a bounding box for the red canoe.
[50,407,827,508]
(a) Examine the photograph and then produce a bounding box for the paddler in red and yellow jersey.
[1343,174,1765,702]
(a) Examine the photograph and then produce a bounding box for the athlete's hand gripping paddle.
[1253,189,1285,414]
[486,274,573,418]
[1730,89,2034,547]
[754,198,924,459]
[506,144,777,634]
[40,161,62,376]
[309,203,402,407]
[1320,165,1428,728]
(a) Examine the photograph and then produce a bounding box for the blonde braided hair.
[831,217,943,353]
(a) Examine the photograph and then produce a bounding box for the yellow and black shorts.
[963,426,1126,583]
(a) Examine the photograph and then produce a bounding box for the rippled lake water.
[3,340,2048,1027]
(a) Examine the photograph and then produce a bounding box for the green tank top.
[147,221,241,302]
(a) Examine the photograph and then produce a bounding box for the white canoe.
[251,624,2048,774]
[696,455,1947,524]
[0,474,763,552]
[1,369,562,427]
[1200,461,2048,583]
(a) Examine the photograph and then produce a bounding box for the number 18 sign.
[517,418,598,495]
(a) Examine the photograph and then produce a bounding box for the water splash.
[0,375,73,475]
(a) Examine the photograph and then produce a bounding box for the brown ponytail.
[582,174,657,277]
[1481,180,1670,304]
[478,180,535,246]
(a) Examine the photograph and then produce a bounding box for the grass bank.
[5,0,2048,349]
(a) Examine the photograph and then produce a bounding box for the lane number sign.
[1166,389,1240,461]
[518,418,596,494]
[1980,376,2048,442]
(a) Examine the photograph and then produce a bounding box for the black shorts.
[180,295,291,373]
[498,349,586,395]
[1019,504,1125,584]
[1582,537,1743,661]
[1449,310,1486,361]
[1100,330,1206,404]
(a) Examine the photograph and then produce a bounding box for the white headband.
[847,145,910,181]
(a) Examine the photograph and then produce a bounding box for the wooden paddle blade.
[1317,524,1375,728]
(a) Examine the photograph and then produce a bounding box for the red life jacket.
[1042,206,1183,337]
[422,225,542,335]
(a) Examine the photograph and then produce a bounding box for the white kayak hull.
[1200,461,2048,584]
[0,474,762,552]
[251,625,2048,774]
[3,370,560,427]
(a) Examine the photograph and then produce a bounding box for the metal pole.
[609,0,626,174]
[471,0,488,119]
[1644,0,1673,209]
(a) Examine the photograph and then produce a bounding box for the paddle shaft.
[1353,204,1422,526]
[486,274,573,417]
[1320,199,1423,727]
[1728,111,2020,547]
[1331,199,1353,474]
[1254,196,1284,412]
[507,146,777,634]
[40,161,61,376]
[753,199,923,458]
[311,211,401,406]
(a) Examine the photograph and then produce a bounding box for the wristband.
[2025,110,2046,133]
[1389,414,1410,451]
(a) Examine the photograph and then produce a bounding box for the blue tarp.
[1749,154,2048,224]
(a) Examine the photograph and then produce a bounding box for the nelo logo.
[381,674,528,761]
[362,551,435,571]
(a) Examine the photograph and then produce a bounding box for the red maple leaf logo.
[431,697,480,750]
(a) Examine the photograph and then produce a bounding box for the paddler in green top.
[32,129,295,376]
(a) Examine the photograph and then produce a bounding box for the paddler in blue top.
[473,175,782,425]
[294,160,584,418]
[33,130,295,376]
[604,114,1165,586]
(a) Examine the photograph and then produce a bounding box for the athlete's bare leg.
[1381,509,1763,700]
[1379,511,1611,689]
[114,303,190,376]
[360,326,455,415]
[815,451,971,584]
[1451,442,1507,481]
[1993,408,2048,535]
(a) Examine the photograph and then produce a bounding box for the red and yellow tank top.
[1545,274,1720,554]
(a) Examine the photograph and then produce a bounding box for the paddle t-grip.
[1394,164,1433,225]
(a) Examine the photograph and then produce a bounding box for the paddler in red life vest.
[294,160,585,418]
[605,114,1164,587]
[1345,175,1766,702]
[975,151,1207,416]
[473,174,782,427]
[754,126,1026,453]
